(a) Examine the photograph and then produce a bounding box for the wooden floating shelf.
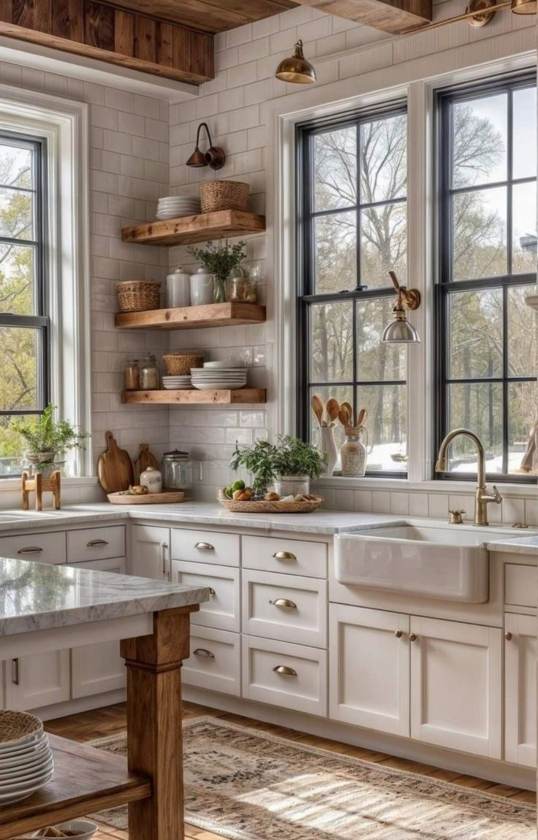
[115,301,266,330]
[123,389,266,405]
[121,209,266,246]
[0,734,150,840]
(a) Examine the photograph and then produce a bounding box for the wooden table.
[0,559,208,839]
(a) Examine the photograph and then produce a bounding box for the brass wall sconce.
[382,271,422,344]
[186,123,225,170]
[275,39,317,84]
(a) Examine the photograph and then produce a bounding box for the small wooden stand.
[21,470,61,511]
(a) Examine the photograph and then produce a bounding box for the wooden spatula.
[341,402,353,425]
[97,431,134,493]
[311,394,324,427]
[357,408,367,427]
[326,398,340,425]
[338,404,351,427]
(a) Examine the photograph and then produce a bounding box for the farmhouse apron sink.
[335,523,492,603]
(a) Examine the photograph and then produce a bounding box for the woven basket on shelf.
[117,281,161,312]
[162,353,204,375]
[200,180,249,213]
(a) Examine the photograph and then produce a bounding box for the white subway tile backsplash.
[428,494,449,520]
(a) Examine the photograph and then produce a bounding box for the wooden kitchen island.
[0,557,209,839]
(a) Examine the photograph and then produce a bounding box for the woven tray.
[0,711,43,746]
[219,496,323,514]
[108,491,185,505]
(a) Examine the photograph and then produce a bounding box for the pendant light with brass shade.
[275,40,317,84]
[511,0,536,13]
[382,271,422,344]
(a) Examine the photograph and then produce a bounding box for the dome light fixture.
[275,39,317,85]
[186,122,225,170]
[382,271,422,344]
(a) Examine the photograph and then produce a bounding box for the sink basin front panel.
[335,533,489,604]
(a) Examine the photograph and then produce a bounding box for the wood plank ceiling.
[111,1,299,33]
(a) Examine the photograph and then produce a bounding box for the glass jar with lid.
[124,359,140,391]
[139,354,160,390]
[161,450,193,491]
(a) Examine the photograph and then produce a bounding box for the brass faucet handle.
[448,509,465,525]
[492,485,502,504]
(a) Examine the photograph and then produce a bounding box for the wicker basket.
[200,180,249,213]
[162,353,204,375]
[117,281,161,312]
[0,710,43,745]
[218,495,323,514]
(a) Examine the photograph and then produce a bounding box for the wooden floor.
[45,701,536,839]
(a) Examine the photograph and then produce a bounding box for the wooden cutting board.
[97,431,134,493]
[134,443,159,481]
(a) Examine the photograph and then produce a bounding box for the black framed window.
[297,104,409,475]
[436,74,537,481]
[0,131,49,476]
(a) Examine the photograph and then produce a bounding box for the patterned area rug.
[92,716,536,839]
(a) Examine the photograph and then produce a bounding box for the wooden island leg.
[120,605,198,840]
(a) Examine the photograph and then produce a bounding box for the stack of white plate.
[156,195,201,220]
[0,710,54,805]
[162,375,192,390]
[191,365,247,391]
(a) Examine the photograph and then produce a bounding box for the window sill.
[313,476,538,497]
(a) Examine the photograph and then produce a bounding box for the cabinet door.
[505,613,536,767]
[130,524,170,579]
[329,604,410,737]
[410,616,502,758]
[71,557,127,699]
[171,559,240,632]
[5,651,70,710]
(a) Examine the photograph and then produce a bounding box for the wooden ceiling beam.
[292,0,432,33]
[0,1,214,84]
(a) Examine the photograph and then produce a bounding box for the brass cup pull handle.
[87,539,109,547]
[409,633,418,642]
[505,632,513,641]
[17,546,43,555]
[208,587,217,598]
[273,551,297,561]
[394,630,403,638]
[193,648,215,659]
[195,542,215,551]
[269,598,297,609]
[273,665,297,677]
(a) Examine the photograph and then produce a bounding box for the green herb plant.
[11,404,88,469]
[230,435,325,497]
[189,240,247,303]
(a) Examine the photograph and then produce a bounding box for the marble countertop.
[0,503,403,535]
[0,557,209,636]
[486,534,538,555]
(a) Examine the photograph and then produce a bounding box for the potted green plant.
[189,240,247,303]
[230,435,325,498]
[271,435,325,496]
[11,404,88,475]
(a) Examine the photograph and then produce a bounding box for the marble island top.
[0,557,209,637]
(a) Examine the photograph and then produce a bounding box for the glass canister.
[226,270,257,303]
[139,355,160,390]
[124,359,139,391]
[161,450,193,491]
[340,427,368,477]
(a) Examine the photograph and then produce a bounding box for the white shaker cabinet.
[504,613,537,768]
[130,524,170,579]
[410,616,502,759]
[5,651,70,711]
[329,604,410,737]
[71,557,127,699]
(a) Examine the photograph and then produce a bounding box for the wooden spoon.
[341,401,353,425]
[311,394,324,427]
[326,398,340,425]
[338,405,350,427]
[357,408,367,427]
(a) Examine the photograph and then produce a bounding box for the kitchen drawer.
[171,559,240,632]
[242,569,327,648]
[505,564,537,609]
[171,528,239,567]
[242,535,327,579]
[0,531,66,565]
[242,635,327,716]
[67,526,125,563]
[183,627,240,696]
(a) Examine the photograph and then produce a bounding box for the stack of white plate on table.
[0,710,54,805]
[191,362,247,391]
[162,375,192,390]
[156,195,201,220]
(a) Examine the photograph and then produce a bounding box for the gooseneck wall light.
[186,123,226,170]
[382,271,422,344]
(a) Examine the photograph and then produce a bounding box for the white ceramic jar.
[166,266,190,308]
[140,466,163,494]
[190,267,214,306]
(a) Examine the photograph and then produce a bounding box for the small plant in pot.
[228,435,325,499]
[189,240,247,303]
[11,404,88,476]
